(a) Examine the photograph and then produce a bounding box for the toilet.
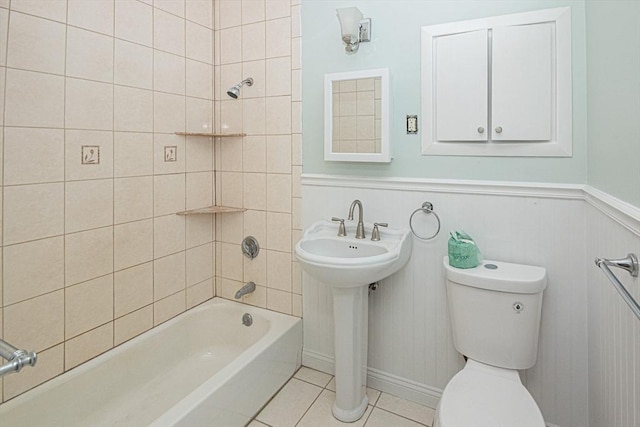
[434,257,547,427]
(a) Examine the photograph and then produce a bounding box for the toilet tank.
[443,257,547,370]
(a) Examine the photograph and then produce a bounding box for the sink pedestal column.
[331,285,369,422]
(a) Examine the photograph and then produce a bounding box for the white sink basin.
[295,220,412,287]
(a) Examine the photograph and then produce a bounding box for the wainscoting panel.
[301,175,590,427]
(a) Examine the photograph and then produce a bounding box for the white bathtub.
[0,298,302,426]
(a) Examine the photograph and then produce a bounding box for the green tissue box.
[448,231,482,269]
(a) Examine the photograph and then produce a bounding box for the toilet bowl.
[434,360,545,427]
[436,257,547,427]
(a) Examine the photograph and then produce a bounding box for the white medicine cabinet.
[421,7,572,157]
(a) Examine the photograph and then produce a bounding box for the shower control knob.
[477,127,485,134]
[495,126,503,134]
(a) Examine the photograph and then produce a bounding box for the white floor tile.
[297,389,373,427]
[364,407,425,427]
[247,421,270,427]
[376,393,435,426]
[294,366,333,388]
[326,378,381,406]
[256,378,322,427]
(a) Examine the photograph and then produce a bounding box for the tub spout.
[0,339,37,378]
[235,281,256,299]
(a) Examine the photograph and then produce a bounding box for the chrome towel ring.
[409,201,441,241]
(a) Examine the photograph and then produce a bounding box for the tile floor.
[248,367,435,427]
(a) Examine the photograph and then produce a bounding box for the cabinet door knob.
[495,126,503,134]
[477,127,485,134]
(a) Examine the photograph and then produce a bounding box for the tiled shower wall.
[0,0,220,402]
[212,0,302,317]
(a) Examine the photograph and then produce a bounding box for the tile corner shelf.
[174,132,246,137]
[176,206,247,216]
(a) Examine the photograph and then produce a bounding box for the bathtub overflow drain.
[242,313,253,326]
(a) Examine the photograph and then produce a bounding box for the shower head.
[226,77,254,99]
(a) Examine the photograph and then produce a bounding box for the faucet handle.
[371,222,388,241]
[331,217,347,237]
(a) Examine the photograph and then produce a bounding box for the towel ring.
[409,202,441,241]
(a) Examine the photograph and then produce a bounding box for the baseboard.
[302,349,442,409]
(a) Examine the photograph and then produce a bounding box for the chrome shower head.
[226,77,254,99]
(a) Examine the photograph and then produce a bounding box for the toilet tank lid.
[443,257,547,294]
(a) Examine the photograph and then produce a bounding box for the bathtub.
[0,298,302,426]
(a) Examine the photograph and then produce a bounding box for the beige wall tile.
[153,173,186,216]
[154,92,186,133]
[216,211,243,243]
[186,243,213,286]
[115,0,153,47]
[154,134,186,174]
[114,86,154,132]
[186,0,213,28]
[4,290,64,351]
[242,22,265,62]
[3,183,64,245]
[65,274,113,339]
[186,97,213,133]
[114,262,153,317]
[242,0,265,24]
[219,98,244,133]
[65,130,114,181]
[10,0,67,22]
[265,17,290,58]
[291,4,301,38]
[187,278,213,308]
[266,287,291,314]
[65,323,113,369]
[66,27,114,83]
[219,26,242,65]
[154,290,186,325]
[114,132,153,178]
[185,135,213,172]
[115,219,154,270]
[219,171,243,207]
[266,173,291,213]
[186,171,214,210]
[154,214,186,258]
[266,96,291,135]
[155,0,185,18]
[216,277,242,301]
[114,176,153,224]
[266,212,291,252]
[241,283,266,308]
[65,227,114,286]
[0,10,6,67]
[266,57,291,96]
[186,59,213,99]
[266,0,290,20]
[219,62,242,98]
[3,344,64,401]
[65,179,114,233]
[65,78,114,131]
[7,12,66,74]
[3,127,64,185]
[244,249,266,286]
[219,242,243,281]
[68,0,114,36]
[218,0,242,29]
[186,21,213,64]
[154,50,185,95]
[3,236,64,305]
[266,135,291,173]
[4,68,64,128]
[114,305,153,345]
[186,215,213,248]
[243,173,266,210]
[243,136,267,173]
[154,251,186,300]
[292,69,301,102]
[242,60,265,98]
[154,8,185,56]
[266,249,291,291]
[114,39,153,90]
[243,209,267,244]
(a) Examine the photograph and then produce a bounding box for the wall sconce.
[336,7,371,55]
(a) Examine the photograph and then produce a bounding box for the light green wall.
[302,1,588,183]
[586,1,640,208]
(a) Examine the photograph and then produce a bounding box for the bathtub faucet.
[235,281,256,299]
[0,339,37,377]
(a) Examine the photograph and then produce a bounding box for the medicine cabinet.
[324,68,391,163]
[421,7,572,157]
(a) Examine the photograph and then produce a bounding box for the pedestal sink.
[295,220,412,421]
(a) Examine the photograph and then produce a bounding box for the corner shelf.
[176,205,246,216]
[175,132,246,137]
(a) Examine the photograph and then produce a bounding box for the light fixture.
[336,7,371,55]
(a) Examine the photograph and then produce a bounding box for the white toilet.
[434,257,547,427]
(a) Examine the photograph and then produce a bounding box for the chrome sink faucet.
[348,199,365,239]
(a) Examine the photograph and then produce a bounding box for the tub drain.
[242,313,253,326]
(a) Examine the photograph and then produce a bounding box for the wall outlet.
[407,115,418,134]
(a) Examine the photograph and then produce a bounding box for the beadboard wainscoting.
[301,174,639,427]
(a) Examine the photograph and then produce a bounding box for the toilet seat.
[436,360,545,427]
